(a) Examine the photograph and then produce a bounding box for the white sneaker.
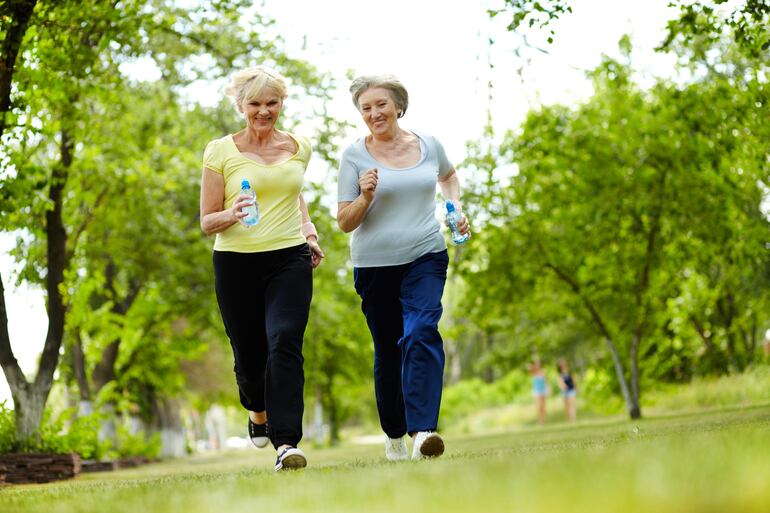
[385,436,408,461]
[274,446,307,471]
[411,431,445,460]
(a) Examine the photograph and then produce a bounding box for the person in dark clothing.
[557,358,577,422]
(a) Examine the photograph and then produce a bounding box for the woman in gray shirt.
[337,74,471,461]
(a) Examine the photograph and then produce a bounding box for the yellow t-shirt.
[203,132,310,253]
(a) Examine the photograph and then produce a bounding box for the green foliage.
[0,401,15,454]
[644,364,770,412]
[440,369,531,425]
[662,0,770,57]
[0,406,106,457]
[113,423,161,459]
[578,368,624,415]
[488,0,572,43]
[1,0,346,444]
[455,38,770,416]
[0,401,162,459]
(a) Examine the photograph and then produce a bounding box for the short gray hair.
[349,75,409,118]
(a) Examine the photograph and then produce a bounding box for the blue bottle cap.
[445,200,456,213]
[241,179,250,190]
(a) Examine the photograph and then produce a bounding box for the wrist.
[301,221,318,241]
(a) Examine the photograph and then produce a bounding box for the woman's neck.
[369,126,405,146]
[243,126,278,147]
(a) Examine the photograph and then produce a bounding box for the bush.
[113,423,161,459]
[643,364,770,411]
[578,367,624,415]
[0,401,15,454]
[0,403,159,459]
[441,369,531,424]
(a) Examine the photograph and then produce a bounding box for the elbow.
[200,219,214,237]
[337,218,351,233]
[336,216,354,234]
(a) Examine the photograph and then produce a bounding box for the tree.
[0,0,342,447]
[456,47,769,418]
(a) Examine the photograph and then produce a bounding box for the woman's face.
[241,89,283,132]
[358,87,399,136]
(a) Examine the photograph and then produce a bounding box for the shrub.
[114,423,161,459]
[0,401,15,454]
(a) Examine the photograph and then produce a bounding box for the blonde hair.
[349,74,409,118]
[224,66,288,108]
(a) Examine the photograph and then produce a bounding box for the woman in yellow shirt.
[199,66,323,471]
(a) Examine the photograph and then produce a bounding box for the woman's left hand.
[307,237,325,268]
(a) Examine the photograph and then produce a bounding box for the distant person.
[763,335,770,360]
[530,359,548,425]
[336,74,471,461]
[557,359,577,422]
[199,66,324,471]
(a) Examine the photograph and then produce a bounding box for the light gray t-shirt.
[337,131,453,267]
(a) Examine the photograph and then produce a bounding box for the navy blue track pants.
[354,250,448,438]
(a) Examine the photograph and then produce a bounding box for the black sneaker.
[274,446,307,471]
[248,418,269,449]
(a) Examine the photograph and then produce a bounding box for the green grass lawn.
[1,405,768,513]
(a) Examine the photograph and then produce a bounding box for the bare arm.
[337,196,373,233]
[199,167,251,236]
[337,168,377,233]
[298,193,314,238]
[299,193,324,268]
[438,168,470,236]
[438,168,462,207]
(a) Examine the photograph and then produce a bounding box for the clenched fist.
[359,168,378,203]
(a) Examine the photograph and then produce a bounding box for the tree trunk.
[628,334,642,419]
[604,337,636,418]
[91,264,142,395]
[321,372,339,446]
[9,387,46,447]
[312,386,324,445]
[0,129,71,446]
[71,331,91,402]
[482,331,495,383]
[92,340,120,393]
[151,396,186,458]
[71,331,94,416]
[746,314,758,364]
[0,0,38,137]
[445,338,463,385]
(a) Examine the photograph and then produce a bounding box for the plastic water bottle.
[240,179,260,226]
[445,200,469,244]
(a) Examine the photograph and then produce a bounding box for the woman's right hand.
[231,194,254,226]
[359,168,378,203]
